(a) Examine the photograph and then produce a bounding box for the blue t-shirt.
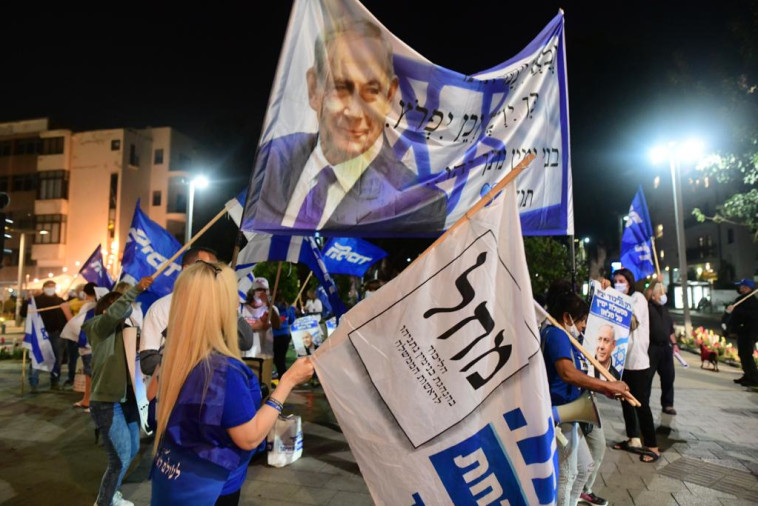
[151,354,261,505]
[273,304,296,338]
[541,325,583,406]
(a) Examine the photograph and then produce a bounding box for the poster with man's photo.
[583,287,634,380]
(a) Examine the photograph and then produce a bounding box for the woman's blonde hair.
[153,261,240,453]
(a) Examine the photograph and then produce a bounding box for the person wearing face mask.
[21,280,73,392]
[541,291,629,506]
[647,281,677,415]
[240,278,281,358]
[605,268,660,463]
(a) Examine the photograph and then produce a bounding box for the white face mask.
[614,282,628,294]
[659,294,668,306]
[43,287,55,297]
[566,316,581,339]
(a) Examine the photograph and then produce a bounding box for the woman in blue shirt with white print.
[541,291,628,506]
[150,261,314,506]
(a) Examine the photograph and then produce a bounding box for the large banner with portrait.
[242,0,573,238]
[312,186,557,505]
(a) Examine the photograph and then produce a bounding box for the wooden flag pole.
[538,306,641,407]
[270,261,284,304]
[293,272,313,306]
[409,153,536,268]
[152,206,230,279]
[650,236,662,280]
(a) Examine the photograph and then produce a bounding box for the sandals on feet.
[73,401,89,409]
[639,449,661,463]
[612,440,644,454]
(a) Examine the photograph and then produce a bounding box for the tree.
[252,262,300,303]
[523,237,588,298]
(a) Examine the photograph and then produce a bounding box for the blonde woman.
[150,261,313,506]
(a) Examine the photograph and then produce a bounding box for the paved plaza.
[0,341,755,505]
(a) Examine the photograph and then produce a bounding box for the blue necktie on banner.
[620,186,655,280]
[22,298,56,372]
[321,237,387,277]
[121,200,183,310]
[80,244,115,290]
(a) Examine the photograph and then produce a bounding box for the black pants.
[648,343,675,409]
[273,334,292,379]
[737,331,758,381]
[65,339,79,383]
[216,490,240,506]
[620,368,657,448]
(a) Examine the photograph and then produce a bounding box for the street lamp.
[649,138,704,337]
[185,175,209,244]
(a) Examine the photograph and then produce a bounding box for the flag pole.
[152,205,230,278]
[650,237,662,279]
[732,287,758,310]
[270,261,284,304]
[410,153,536,268]
[293,272,313,306]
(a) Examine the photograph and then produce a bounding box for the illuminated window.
[660,249,665,260]
[656,224,663,238]
[653,176,660,189]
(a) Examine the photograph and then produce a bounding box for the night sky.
[2,1,752,262]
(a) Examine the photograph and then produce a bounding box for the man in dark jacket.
[727,278,758,387]
[647,282,677,414]
[21,280,72,392]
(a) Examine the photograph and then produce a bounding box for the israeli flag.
[80,244,115,290]
[237,271,256,303]
[620,187,655,280]
[121,200,183,309]
[321,237,387,277]
[22,298,56,372]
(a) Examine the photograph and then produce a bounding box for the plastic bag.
[266,414,303,467]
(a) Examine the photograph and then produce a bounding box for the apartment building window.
[37,170,69,200]
[154,149,164,165]
[108,174,118,239]
[129,144,139,166]
[12,174,37,192]
[0,141,11,157]
[172,153,191,172]
[34,214,66,244]
[13,138,40,155]
[152,191,162,206]
[40,137,64,155]
[111,139,121,151]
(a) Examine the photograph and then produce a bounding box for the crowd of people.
[541,271,757,506]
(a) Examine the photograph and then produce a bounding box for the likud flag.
[121,200,183,309]
[80,244,115,290]
[22,297,56,372]
[321,237,387,277]
[242,1,573,238]
[236,234,347,321]
[312,184,557,504]
[620,186,655,280]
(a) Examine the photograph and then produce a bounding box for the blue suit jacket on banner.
[245,133,447,237]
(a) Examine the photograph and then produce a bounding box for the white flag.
[22,298,56,372]
[313,186,557,505]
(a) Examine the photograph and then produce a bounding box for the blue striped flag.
[22,297,56,371]
[80,244,115,290]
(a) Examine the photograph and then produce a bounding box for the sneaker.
[579,492,608,506]
[111,491,134,506]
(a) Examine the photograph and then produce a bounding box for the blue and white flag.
[620,186,655,280]
[121,201,183,309]
[22,298,56,372]
[237,271,256,303]
[321,237,387,277]
[312,185,556,505]
[80,244,115,290]
[236,234,347,320]
[242,1,572,238]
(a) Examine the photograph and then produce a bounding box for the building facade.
[0,118,199,289]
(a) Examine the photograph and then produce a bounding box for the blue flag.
[236,234,347,321]
[80,245,115,290]
[620,186,655,280]
[121,200,183,309]
[22,297,56,371]
[321,237,387,277]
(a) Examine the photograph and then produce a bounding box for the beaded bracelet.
[265,398,283,413]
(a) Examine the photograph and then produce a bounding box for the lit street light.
[649,138,704,338]
[186,175,209,244]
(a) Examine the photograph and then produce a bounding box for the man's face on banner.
[308,31,399,165]
[595,326,616,366]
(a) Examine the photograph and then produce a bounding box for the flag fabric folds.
[312,185,557,505]
[620,186,656,280]
[80,244,115,290]
[321,237,387,277]
[22,297,56,372]
[120,200,183,309]
[242,0,573,237]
